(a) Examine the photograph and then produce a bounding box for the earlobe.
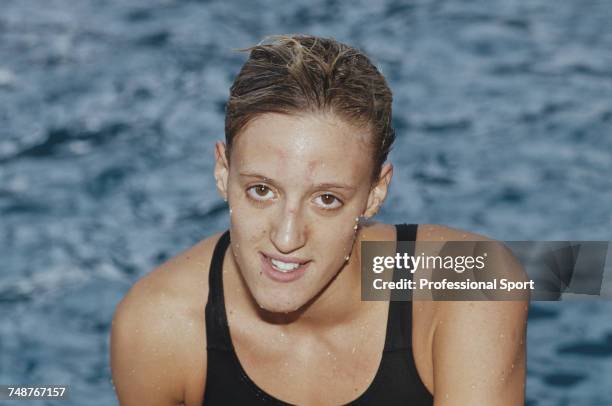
[364,195,381,218]
[364,184,383,218]
[214,141,229,201]
[364,162,393,218]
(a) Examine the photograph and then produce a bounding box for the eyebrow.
[238,172,357,191]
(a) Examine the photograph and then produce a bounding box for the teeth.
[270,258,301,272]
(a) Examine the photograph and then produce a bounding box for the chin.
[252,288,308,314]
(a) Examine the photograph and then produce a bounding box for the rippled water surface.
[1,0,612,404]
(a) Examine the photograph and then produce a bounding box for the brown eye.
[321,194,335,205]
[314,193,343,210]
[255,185,269,196]
[247,185,274,201]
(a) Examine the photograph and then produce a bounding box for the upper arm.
[432,300,527,405]
[430,246,528,405]
[424,226,528,405]
[110,277,189,406]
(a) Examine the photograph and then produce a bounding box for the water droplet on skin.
[344,255,350,261]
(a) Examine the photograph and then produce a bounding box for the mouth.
[259,252,311,283]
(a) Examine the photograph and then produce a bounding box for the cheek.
[310,219,359,256]
[228,203,268,243]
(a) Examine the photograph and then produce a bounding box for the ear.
[363,162,393,218]
[214,141,230,201]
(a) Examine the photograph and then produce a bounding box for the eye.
[314,193,343,210]
[246,184,275,201]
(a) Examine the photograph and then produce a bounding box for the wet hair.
[224,34,395,182]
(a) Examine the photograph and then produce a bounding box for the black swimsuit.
[203,223,434,405]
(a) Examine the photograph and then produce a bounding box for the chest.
[226,301,434,405]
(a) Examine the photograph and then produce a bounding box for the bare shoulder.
[417,224,528,404]
[417,223,490,241]
[417,223,527,282]
[110,231,225,406]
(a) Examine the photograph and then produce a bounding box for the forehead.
[231,113,374,182]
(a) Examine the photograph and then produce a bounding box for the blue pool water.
[1,0,612,404]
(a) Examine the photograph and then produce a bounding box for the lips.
[259,252,311,283]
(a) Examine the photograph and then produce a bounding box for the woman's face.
[215,112,391,313]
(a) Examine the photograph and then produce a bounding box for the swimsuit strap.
[205,230,232,351]
[384,223,418,351]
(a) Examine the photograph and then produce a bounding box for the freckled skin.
[214,112,389,316]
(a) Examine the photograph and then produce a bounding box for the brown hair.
[225,34,395,182]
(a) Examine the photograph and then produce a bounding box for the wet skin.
[214,112,392,318]
[110,112,528,405]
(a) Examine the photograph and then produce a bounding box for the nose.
[270,203,307,254]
